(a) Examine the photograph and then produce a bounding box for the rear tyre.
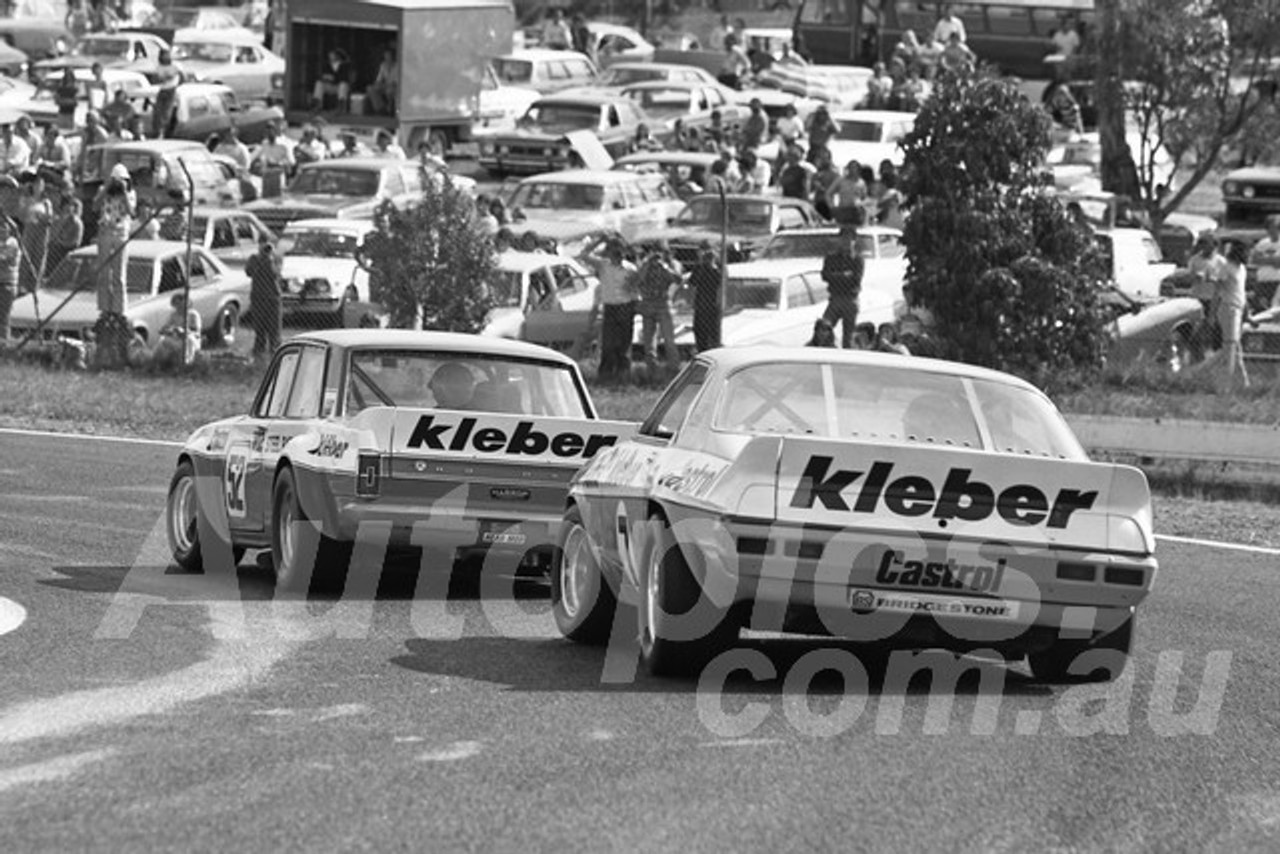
[551,504,617,644]
[639,513,738,677]
[1028,616,1134,683]
[211,302,239,347]
[271,467,351,594]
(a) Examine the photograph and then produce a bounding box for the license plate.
[479,521,526,546]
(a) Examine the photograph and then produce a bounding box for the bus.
[796,0,1095,79]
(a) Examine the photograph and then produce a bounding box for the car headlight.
[305,278,333,296]
[1243,185,1256,199]
[480,142,494,155]
[499,145,510,155]
[270,73,284,89]
[543,147,555,157]
[1223,180,1239,196]
[283,277,301,293]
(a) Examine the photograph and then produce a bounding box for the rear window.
[714,362,1085,459]
[492,58,533,84]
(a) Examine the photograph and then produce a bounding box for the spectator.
[635,242,682,370]
[706,110,727,148]
[571,14,594,60]
[709,15,733,52]
[294,124,329,165]
[877,170,905,229]
[373,128,406,159]
[215,125,251,169]
[245,235,282,359]
[933,4,967,45]
[0,218,16,341]
[1249,215,1280,291]
[740,98,768,151]
[251,124,295,196]
[778,144,812,200]
[366,48,398,116]
[47,197,83,274]
[14,117,39,163]
[1049,15,1082,59]
[821,226,863,348]
[827,160,868,225]
[542,9,572,50]
[804,105,839,165]
[775,103,804,148]
[718,34,751,90]
[718,145,742,187]
[892,30,924,76]
[631,123,662,153]
[866,62,894,108]
[810,148,839,219]
[894,67,927,112]
[1043,81,1083,135]
[55,69,79,129]
[35,125,71,178]
[939,32,977,75]
[102,89,136,134]
[878,322,911,355]
[807,317,836,347]
[153,291,202,367]
[311,49,353,112]
[16,171,51,293]
[334,131,367,159]
[152,49,181,138]
[704,158,730,195]
[584,237,639,381]
[94,163,135,364]
[1215,241,1250,391]
[87,62,109,112]
[669,118,692,152]
[689,242,721,352]
[737,148,771,194]
[489,198,509,227]
[135,199,160,239]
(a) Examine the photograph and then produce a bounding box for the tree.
[359,173,495,331]
[1099,0,1280,225]
[901,73,1112,383]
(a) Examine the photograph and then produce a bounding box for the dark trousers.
[823,295,859,349]
[599,301,636,380]
[251,305,281,358]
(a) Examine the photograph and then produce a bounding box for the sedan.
[485,250,598,354]
[620,80,748,139]
[505,169,685,243]
[478,94,652,176]
[9,241,250,346]
[595,61,717,89]
[33,32,170,84]
[163,207,273,272]
[172,33,285,102]
[826,109,916,170]
[277,218,377,326]
[656,194,826,265]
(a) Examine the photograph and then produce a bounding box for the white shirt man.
[1051,25,1081,57]
[1250,219,1280,284]
[933,7,967,45]
[0,131,30,175]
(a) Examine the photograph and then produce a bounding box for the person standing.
[86,62,109,112]
[826,161,868,225]
[635,242,682,370]
[366,49,398,116]
[251,124,295,196]
[1216,241,1250,391]
[152,49,182,138]
[0,122,31,177]
[0,218,17,342]
[689,243,721,353]
[246,235,283,359]
[777,145,812,200]
[585,237,638,381]
[718,35,751,90]
[47,197,83,274]
[214,125,251,170]
[933,4,967,45]
[740,99,768,152]
[541,9,572,50]
[1248,215,1280,295]
[55,69,79,130]
[16,172,51,294]
[821,226,864,348]
[94,163,136,367]
[804,105,839,165]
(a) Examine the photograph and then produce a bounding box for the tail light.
[356,452,381,497]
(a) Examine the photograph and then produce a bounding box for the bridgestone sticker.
[847,588,1021,621]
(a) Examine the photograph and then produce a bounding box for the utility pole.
[1096,0,1140,201]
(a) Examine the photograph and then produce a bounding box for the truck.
[282,0,514,155]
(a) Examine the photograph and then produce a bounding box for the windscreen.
[724,278,780,311]
[599,66,663,86]
[290,168,380,197]
[76,37,130,58]
[492,58,533,84]
[714,362,1085,459]
[626,87,691,117]
[173,42,234,63]
[760,232,847,260]
[520,104,600,131]
[836,121,885,142]
[676,198,773,234]
[284,228,362,258]
[507,180,604,211]
[347,350,588,418]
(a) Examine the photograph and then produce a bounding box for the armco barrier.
[1067,415,1280,466]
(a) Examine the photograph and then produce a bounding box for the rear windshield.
[346,350,589,418]
[290,168,380,197]
[492,58,533,84]
[173,42,234,63]
[714,362,1085,459]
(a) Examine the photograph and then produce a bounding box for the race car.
[165,330,635,592]
[553,348,1157,682]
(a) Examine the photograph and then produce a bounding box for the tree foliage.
[359,173,495,332]
[901,74,1111,383]
[1110,0,1280,221]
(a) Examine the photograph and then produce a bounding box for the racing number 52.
[225,447,248,519]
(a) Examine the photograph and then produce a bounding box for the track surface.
[1,431,1277,852]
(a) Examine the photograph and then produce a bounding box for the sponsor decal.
[789,457,1097,530]
[847,588,1021,621]
[224,444,248,519]
[657,460,726,499]
[208,428,229,453]
[406,416,620,459]
[490,487,531,501]
[263,434,287,454]
[250,427,267,453]
[308,433,349,458]
[875,549,1007,594]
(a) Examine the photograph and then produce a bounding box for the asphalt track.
[1,430,1278,852]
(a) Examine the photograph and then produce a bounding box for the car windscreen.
[520,104,600,131]
[290,168,380,197]
[714,362,1086,459]
[760,232,846,259]
[76,38,131,58]
[676,198,773,234]
[507,180,605,211]
[283,228,361,258]
[599,66,662,86]
[625,88,691,117]
[346,350,588,418]
[835,121,886,142]
[173,42,234,63]
[724,278,780,311]
[492,58,533,84]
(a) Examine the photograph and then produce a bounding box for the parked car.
[477,93,652,176]
[164,330,636,591]
[588,21,655,66]
[33,31,170,84]
[8,241,249,346]
[612,150,720,199]
[826,109,916,170]
[1219,166,1280,244]
[505,169,685,243]
[128,7,253,44]
[758,225,908,296]
[277,218,376,325]
[490,49,598,94]
[553,349,1155,681]
[474,62,540,135]
[594,61,717,89]
[0,40,28,77]
[1105,287,1206,372]
[164,207,274,272]
[244,158,426,234]
[1242,314,1280,377]
[1095,228,1179,302]
[484,250,598,353]
[154,83,283,144]
[14,67,151,127]
[172,31,285,103]
[619,80,749,139]
[655,194,827,265]
[0,16,70,61]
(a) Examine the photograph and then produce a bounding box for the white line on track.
[1156,534,1280,556]
[0,597,27,637]
[0,748,116,794]
[0,427,181,448]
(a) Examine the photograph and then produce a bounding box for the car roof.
[174,30,266,46]
[93,139,208,153]
[686,193,793,206]
[696,347,1044,392]
[620,79,708,92]
[500,48,593,61]
[1223,166,1280,182]
[291,329,581,365]
[614,151,719,167]
[496,249,575,272]
[768,225,902,238]
[299,158,406,171]
[726,258,823,278]
[518,169,642,186]
[70,239,207,259]
[831,109,917,122]
[285,218,377,233]
[534,93,615,107]
[605,61,705,73]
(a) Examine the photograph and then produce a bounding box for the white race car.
[166,330,636,591]
[554,348,1157,681]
